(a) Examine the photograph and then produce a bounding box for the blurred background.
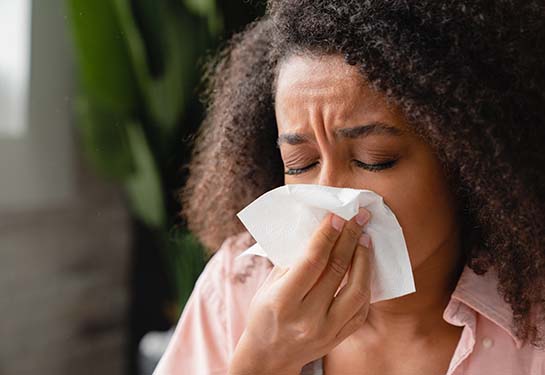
[0,0,264,374]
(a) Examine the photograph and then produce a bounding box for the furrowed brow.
[277,133,312,147]
[335,122,403,139]
[277,122,401,147]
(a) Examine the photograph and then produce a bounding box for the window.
[0,0,32,137]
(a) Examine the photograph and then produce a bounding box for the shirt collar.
[444,266,523,349]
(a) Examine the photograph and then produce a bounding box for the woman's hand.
[228,208,372,375]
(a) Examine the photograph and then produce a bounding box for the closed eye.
[354,159,398,172]
[284,159,398,175]
[284,162,319,175]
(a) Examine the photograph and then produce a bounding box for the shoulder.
[195,232,274,349]
[467,317,545,374]
[447,267,545,373]
[199,231,273,295]
[153,233,273,374]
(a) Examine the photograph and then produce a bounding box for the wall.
[0,1,132,374]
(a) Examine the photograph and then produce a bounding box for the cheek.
[379,151,458,269]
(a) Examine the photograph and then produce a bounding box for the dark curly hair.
[181,0,545,346]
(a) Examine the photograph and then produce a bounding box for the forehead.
[274,54,404,130]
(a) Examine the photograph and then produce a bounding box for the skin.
[229,54,465,375]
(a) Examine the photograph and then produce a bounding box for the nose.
[317,162,352,188]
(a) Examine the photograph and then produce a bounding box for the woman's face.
[275,54,459,271]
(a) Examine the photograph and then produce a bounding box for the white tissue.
[236,184,415,303]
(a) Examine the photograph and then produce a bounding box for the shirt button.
[482,337,494,349]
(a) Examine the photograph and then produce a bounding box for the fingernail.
[359,233,371,248]
[331,214,345,231]
[355,208,370,226]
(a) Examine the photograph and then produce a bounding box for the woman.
[155,1,545,374]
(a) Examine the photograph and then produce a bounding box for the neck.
[366,234,464,340]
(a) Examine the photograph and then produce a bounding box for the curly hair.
[181,0,545,346]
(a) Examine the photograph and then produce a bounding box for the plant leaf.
[124,122,166,228]
[165,228,206,312]
[75,97,134,179]
[113,0,200,133]
[184,0,216,17]
[66,0,139,113]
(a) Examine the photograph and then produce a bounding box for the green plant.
[66,0,264,316]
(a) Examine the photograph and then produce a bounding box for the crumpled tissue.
[237,184,415,303]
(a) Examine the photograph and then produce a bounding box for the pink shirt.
[154,232,545,374]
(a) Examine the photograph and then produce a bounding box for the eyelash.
[284,159,398,175]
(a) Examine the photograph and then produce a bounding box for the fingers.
[262,265,289,288]
[305,208,370,305]
[328,236,372,330]
[280,213,344,300]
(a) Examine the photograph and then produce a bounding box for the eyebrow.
[277,122,403,146]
